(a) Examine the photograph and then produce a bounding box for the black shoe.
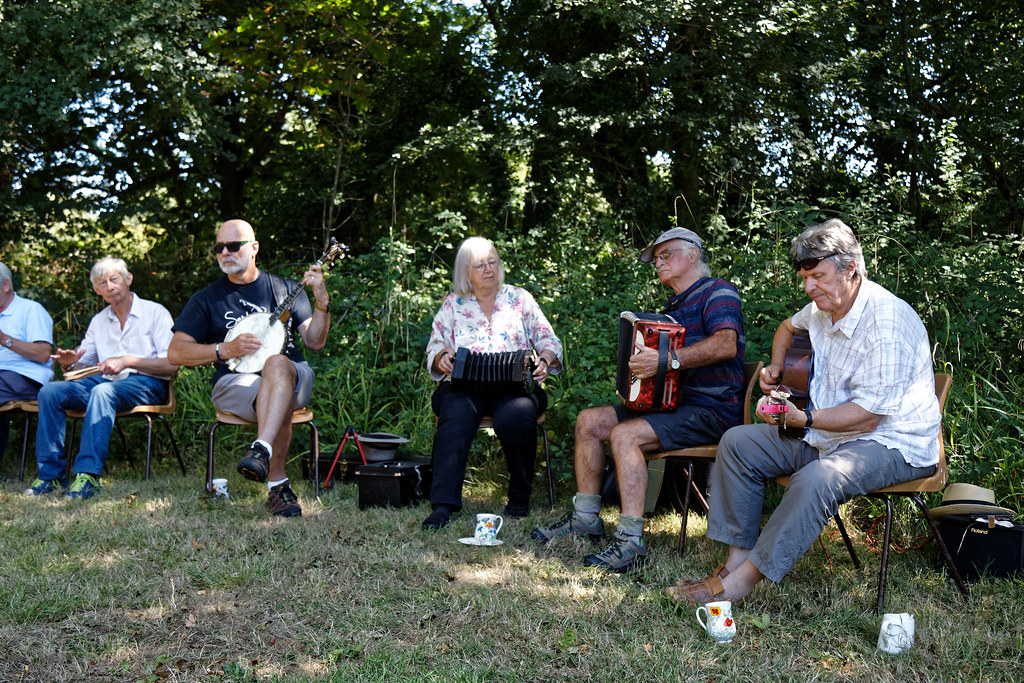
[267,481,302,517]
[237,441,271,482]
[422,506,453,530]
[504,502,529,519]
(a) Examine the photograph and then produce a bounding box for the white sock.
[253,439,274,460]
[267,478,288,491]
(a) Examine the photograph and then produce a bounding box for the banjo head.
[225,314,288,374]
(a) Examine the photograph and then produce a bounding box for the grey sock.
[617,514,645,539]
[573,492,602,524]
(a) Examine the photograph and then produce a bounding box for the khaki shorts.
[211,361,314,422]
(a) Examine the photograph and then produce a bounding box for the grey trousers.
[706,424,935,583]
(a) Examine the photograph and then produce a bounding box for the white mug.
[695,600,736,644]
[474,513,503,543]
[877,613,914,654]
[212,478,229,498]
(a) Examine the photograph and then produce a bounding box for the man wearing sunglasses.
[168,219,331,517]
[532,227,746,572]
[670,218,940,607]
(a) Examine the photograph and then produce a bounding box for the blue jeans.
[34,374,169,479]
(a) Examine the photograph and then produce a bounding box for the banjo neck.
[268,241,346,323]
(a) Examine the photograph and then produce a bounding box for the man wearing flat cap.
[532,227,746,572]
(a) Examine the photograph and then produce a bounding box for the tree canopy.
[3,0,1023,309]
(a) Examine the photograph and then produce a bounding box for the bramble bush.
[5,204,1023,514]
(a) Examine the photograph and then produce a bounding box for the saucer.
[458,537,503,547]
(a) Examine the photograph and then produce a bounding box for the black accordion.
[450,347,537,398]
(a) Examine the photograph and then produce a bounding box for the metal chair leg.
[308,421,320,499]
[206,422,221,492]
[19,412,33,480]
[155,415,186,475]
[875,497,895,613]
[540,422,554,509]
[832,512,862,570]
[676,461,695,556]
[914,493,970,601]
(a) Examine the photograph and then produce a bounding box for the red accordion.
[616,311,685,412]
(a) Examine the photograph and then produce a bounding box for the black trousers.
[428,382,547,510]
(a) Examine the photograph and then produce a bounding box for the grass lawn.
[2,451,1022,682]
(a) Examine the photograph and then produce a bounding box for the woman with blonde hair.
[422,236,563,529]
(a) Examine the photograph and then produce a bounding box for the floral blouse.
[426,284,564,381]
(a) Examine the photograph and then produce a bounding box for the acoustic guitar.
[225,238,347,374]
[776,330,813,438]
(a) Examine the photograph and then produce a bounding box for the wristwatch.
[669,348,680,370]
[2,336,12,349]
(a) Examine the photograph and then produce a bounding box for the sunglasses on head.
[793,252,839,272]
[212,240,254,255]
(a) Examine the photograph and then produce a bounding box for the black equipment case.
[354,459,432,510]
[936,514,1024,582]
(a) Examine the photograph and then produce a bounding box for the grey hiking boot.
[583,533,649,573]
[531,511,605,544]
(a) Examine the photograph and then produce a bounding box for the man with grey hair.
[0,262,54,462]
[670,218,940,606]
[24,257,175,499]
[532,227,746,572]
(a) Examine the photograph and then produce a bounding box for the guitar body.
[225,313,288,374]
[778,330,813,438]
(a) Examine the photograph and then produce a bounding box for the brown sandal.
[666,574,726,606]
[671,563,730,589]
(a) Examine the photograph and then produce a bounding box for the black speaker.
[936,514,1024,582]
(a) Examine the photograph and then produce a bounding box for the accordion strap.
[653,330,670,410]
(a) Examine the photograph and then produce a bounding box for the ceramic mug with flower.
[474,513,504,543]
[696,600,736,643]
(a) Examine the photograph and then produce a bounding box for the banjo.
[225,238,347,374]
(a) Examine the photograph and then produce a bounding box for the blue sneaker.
[23,477,67,496]
[66,473,101,500]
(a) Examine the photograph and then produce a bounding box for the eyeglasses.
[793,253,839,272]
[653,248,682,264]
[472,258,499,271]
[212,240,254,255]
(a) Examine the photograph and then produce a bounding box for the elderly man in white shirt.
[670,218,940,607]
[24,257,176,499]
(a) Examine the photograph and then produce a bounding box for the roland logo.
[969,527,989,535]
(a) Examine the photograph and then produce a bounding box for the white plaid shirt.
[792,279,940,467]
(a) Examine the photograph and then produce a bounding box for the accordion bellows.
[616,311,685,412]
[451,347,536,398]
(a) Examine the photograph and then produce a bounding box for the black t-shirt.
[172,271,312,385]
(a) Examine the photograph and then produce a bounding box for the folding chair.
[647,361,763,556]
[776,372,968,612]
[207,408,320,497]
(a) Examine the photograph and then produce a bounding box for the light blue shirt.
[78,294,174,380]
[0,293,54,385]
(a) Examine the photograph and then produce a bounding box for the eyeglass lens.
[212,241,252,254]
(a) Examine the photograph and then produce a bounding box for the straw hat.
[928,483,1016,519]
